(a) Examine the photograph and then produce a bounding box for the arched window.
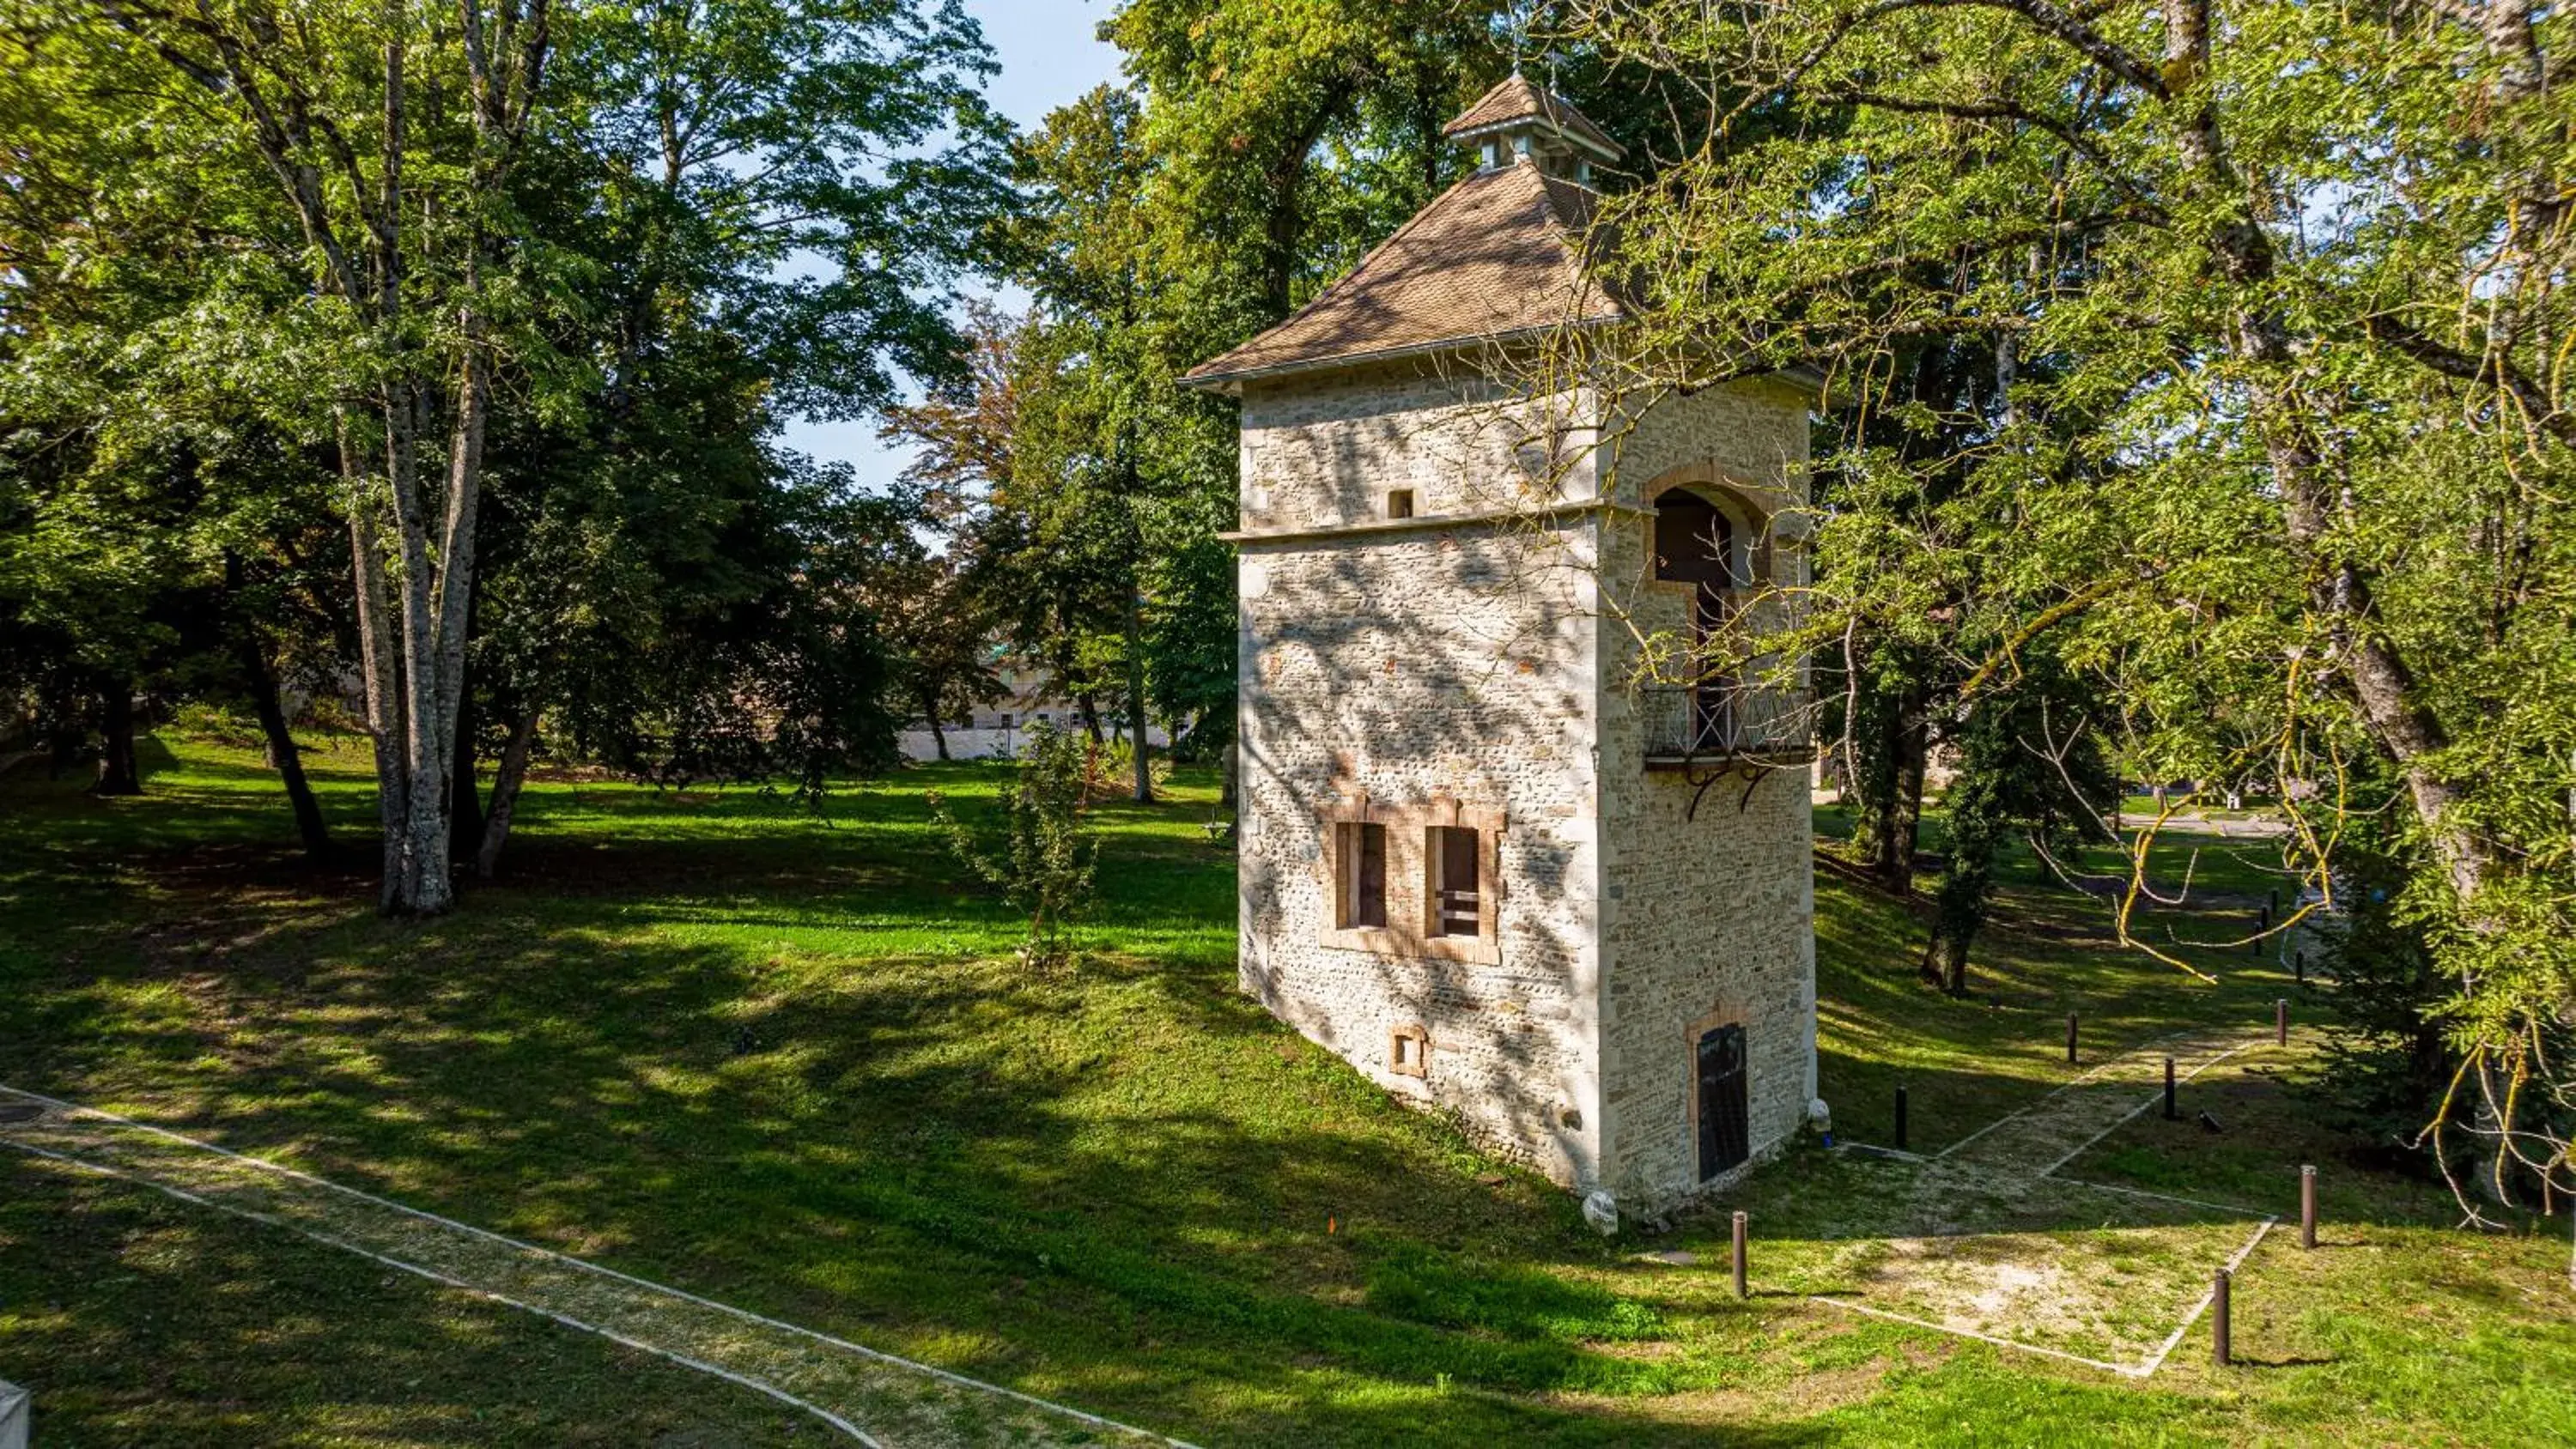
[1652,488,1736,590]
[1654,487,1748,755]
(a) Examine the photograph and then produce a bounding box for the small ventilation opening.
[1386,488,1416,519]
[1389,1024,1429,1078]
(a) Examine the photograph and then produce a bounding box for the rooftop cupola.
[1442,73,1625,185]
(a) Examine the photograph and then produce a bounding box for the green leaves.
[929,723,1102,970]
[1567,0,2575,1192]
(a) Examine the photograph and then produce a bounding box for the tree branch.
[2363,312,2576,452]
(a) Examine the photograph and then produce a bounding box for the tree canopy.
[1554,0,2574,1205]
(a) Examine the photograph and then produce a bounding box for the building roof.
[1442,73,1625,163]
[1181,161,1620,389]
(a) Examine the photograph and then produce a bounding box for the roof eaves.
[1179,314,1624,393]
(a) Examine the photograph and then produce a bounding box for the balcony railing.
[1640,682,1813,765]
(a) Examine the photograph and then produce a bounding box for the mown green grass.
[0,1154,826,1446]
[0,737,2568,1446]
[1810,801,2308,1154]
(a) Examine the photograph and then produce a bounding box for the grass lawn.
[0,1154,823,1446]
[2,736,2569,1446]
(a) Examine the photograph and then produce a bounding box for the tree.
[871,550,1001,761]
[930,721,1099,969]
[876,303,1024,760]
[1919,649,2119,993]
[1562,0,2576,1203]
[4,5,373,853]
[1109,0,1507,321]
[65,0,555,913]
[441,0,1008,860]
[10,0,1006,900]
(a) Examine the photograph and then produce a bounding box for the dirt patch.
[1550,1352,1897,1422]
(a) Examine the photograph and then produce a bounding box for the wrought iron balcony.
[1640,682,1813,766]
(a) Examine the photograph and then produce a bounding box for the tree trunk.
[343,425,412,912]
[2147,0,2496,909]
[388,368,458,916]
[1918,926,1971,997]
[1077,690,1103,744]
[920,686,951,761]
[449,663,483,862]
[1124,588,1153,803]
[1258,91,1348,320]
[1919,852,1990,997]
[92,682,141,797]
[1874,698,1928,896]
[476,706,538,880]
[238,630,331,861]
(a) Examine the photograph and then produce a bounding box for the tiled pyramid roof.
[1442,74,1625,162]
[1181,162,1619,388]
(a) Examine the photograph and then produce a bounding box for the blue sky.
[774,0,1125,488]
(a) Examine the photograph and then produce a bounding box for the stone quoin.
[1184,75,1820,1219]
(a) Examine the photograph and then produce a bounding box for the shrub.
[1085,736,1171,801]
[929,722,1099,969]
[166,700,262,750]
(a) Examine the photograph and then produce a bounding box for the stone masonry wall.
[1235,365,1607,1186]
[1593,380,1820,1213]
[1237,361,1597,531]
[1227,363,1817,1206]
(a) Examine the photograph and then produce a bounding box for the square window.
[1337,822,1388,930]
[1386,488,1416,519]
[1428,826,1481,938]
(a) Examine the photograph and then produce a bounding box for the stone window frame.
[1388,1022,1431,1078]
[1316,796,1506,965]
[1330,819,1392,930]
[1425,823,1485,942]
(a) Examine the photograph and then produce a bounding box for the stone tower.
[1183,76,1820,1216]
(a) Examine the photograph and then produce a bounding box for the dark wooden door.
[1697,1023,1750,1180]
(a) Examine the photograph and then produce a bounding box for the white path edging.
[4,1135,883,1445]
[0,1085,1200,1449]
[1929,1028,2220,1163]
[2137,1218,2276,1378]
[2032,1040,2263,1179]
[1792,1028,2289,1379]
[1802,1295,2143,1378]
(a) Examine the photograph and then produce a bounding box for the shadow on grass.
[0,744,1826,1445]
[8,741,2544,1446]
[0,1154,825,1446]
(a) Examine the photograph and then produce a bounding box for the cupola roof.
[1442,73,1625,165]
